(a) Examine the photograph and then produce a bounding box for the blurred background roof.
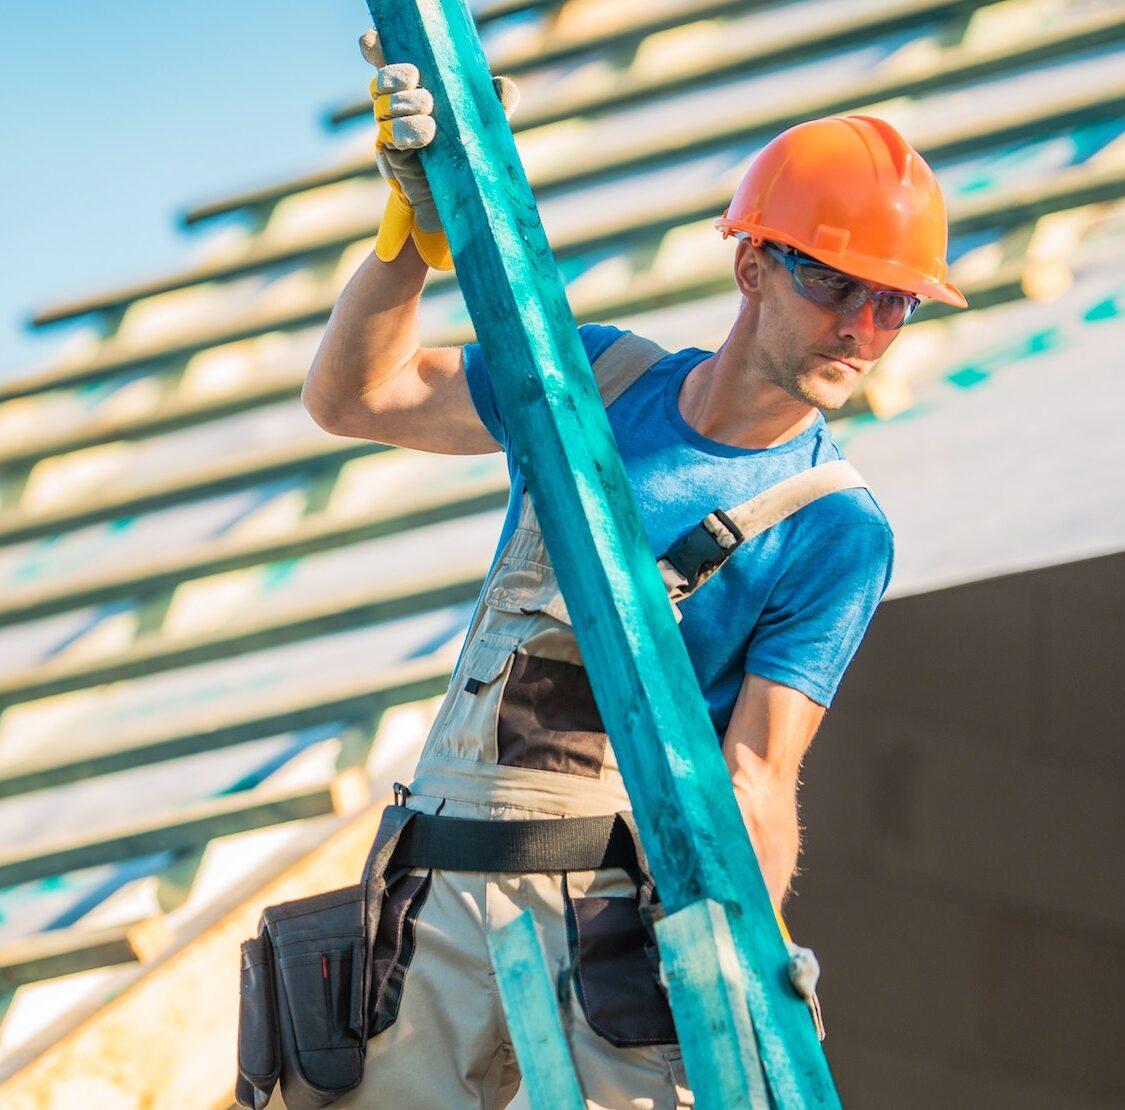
[0,0,1121,1105]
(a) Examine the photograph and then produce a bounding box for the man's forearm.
[302,240,429,429]
[730,777,801,907]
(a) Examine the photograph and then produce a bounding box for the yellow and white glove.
[359,28,520,271]
[776,908,826,1041]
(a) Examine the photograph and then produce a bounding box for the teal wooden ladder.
[365,2,840,1105]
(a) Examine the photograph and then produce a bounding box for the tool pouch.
[235,884,367,1109]
[235,806,417,1109]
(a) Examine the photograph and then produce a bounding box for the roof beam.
[0,782,347,890]
[0,561,487,708]
[0,655,453,799]
[31,0,988,336]
[369,0,827,1094]
[0,921,147,991]
[165,9,1123,236]
[0,438,384,548]
[1,156,1120,545]
[0,471,507,626]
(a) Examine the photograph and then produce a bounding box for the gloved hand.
[776,906,826,1041]
[359,28,520,271]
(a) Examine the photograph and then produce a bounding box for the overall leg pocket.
[236,935,281,1107]
[566,891,678,1047]
[369,869,434,1035]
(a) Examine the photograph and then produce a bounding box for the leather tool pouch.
[235,807,417,1109]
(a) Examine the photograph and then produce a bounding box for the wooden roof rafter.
[0,151,1120,555]
[0,654,453,800]
[28,0,989,333]
[3,15,1121,404]
[0,560,488,708]
[0,781,353,891]
[162,8,1125,238]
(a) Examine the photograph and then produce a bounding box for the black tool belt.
[390,811,639,873]
[235,805,654,1110]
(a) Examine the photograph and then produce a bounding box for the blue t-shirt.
[463,323,894,730]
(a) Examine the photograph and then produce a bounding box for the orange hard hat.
[715,115,967,308]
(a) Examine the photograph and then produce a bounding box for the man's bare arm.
[301,240,502,456]
[721,674,826,907]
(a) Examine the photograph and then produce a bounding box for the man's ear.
[734,238,767,300]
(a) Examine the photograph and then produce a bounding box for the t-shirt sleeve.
[461,323,627,450]
[744,520,895,708]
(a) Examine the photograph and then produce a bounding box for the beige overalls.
[267,334,865,1110]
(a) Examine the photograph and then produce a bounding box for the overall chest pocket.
[485,553,573,627]
[427,630,521,761]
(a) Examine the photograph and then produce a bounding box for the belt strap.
[390,812,638,872]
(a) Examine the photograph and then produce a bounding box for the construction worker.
[273,27,968,1110]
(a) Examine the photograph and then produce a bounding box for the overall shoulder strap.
[725,459,867,540]
[658,459,869,605]
[592,332,672,407]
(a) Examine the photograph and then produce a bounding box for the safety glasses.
[760,242,921,330]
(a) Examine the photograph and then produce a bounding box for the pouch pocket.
[568,895,677,1047]
[370,870,433,1035]
[236,935,281,1107]
[276,939,366,1096]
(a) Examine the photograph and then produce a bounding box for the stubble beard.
[760,350,855,411]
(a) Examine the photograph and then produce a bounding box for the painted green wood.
[656,900,770,1110]
[0,784,337,889]
[487,909,586,1110]
[367,0,836,1103]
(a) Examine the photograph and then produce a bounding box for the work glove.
[359,28,520,271]
[776,907,826,1041]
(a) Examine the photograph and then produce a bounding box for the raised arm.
[301,29,518,456]
[301,241,499,455]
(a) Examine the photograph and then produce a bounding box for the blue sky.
[0,0,370,378]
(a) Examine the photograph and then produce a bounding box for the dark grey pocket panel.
[370,870,433,1035]
[570,895,677,1047]
[497,654,607,778]
[236,935,281,1103]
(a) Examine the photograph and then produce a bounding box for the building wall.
[792,552,1124,1108]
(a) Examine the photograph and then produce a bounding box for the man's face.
[737,242,904,410]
